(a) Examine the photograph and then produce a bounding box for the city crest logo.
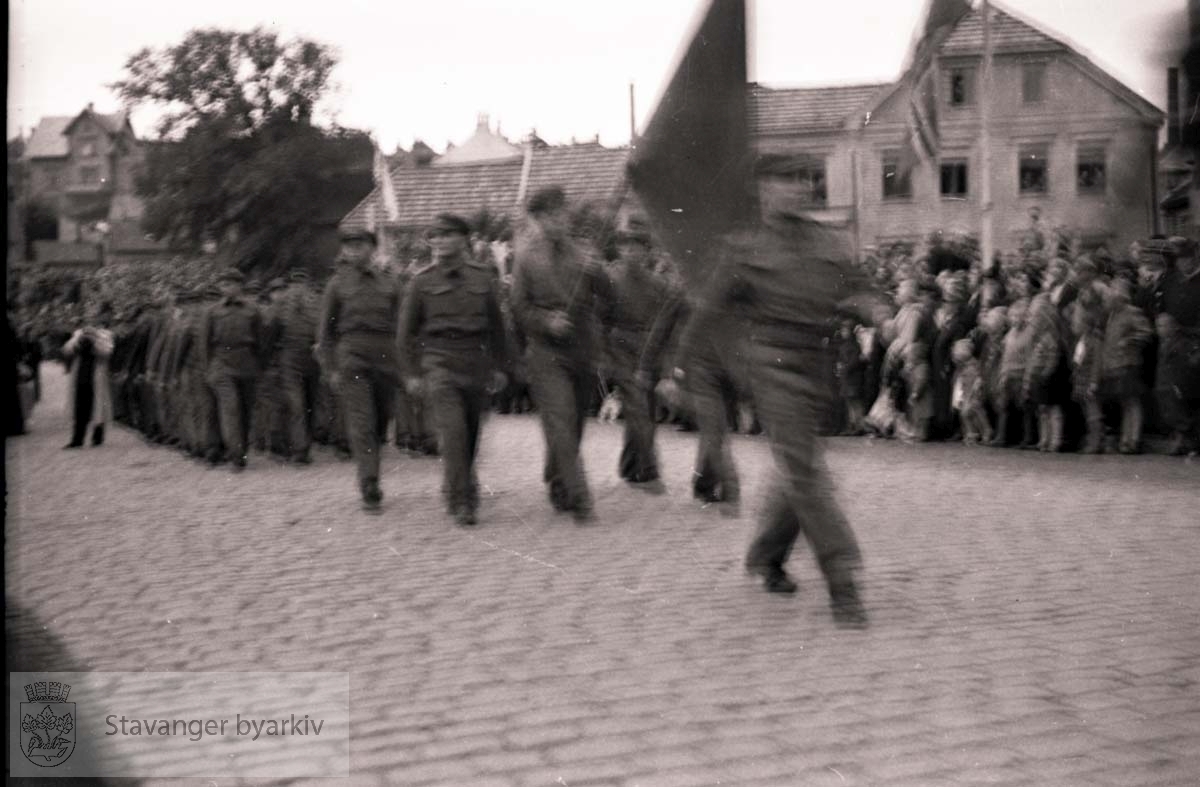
[19,682,75,767]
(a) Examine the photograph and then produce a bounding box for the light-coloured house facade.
[751,3,1164,255]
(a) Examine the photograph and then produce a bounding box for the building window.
[882,152,912,199]
[1076,144,1106,194]
[80,167,100,185]
[948,67,975,106]
[940,160,969,197]
[1022,64,1045,103]
[761,156,827,207]
[1018,145,1048,194]
[79,136,99,157]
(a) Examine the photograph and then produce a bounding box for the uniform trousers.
[526,342,593,511]
[336,336,399,486]
[743,340,861,581]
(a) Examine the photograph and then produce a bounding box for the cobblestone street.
[7,367,1199,786]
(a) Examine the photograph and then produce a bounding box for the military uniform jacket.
[317,262,401,374]
[510,226,612,361]
[396,258,508,381]
[200,297,264,378]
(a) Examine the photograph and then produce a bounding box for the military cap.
[1071,255,1098,278]
[427,212,472,237]
[205,285,224,299]
[244,279,262,295]
[527,185,567,215]
[217,269,245,284]
[339,227,378,246]
[268,277,287,292]
[288,269,310,283]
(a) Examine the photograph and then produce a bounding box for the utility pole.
[980,0,995,268]
[629,82,637,145]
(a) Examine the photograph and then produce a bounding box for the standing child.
[951,338,992,443]
[1070,300,1106,453]
[997,299,1034,447]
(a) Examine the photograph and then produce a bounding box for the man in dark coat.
[510,187,612,520]
[318,229,402,510]
[200,270,264,470]
[397,213,509,525]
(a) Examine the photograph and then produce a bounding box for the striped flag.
[899,0,972,171]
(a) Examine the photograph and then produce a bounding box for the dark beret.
[616,215,652,245]
[268,278,287,292]
[288,269,310,283]
[217,269,245,284]
[527,185,567,216]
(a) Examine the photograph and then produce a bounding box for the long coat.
[63,327,114,430]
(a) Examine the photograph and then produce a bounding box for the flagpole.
[979,0,994,270]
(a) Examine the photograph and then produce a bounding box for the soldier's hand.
[546,310,574,339]
[671,366,686,383]
[405,376,424,397]
[488,371,508,394]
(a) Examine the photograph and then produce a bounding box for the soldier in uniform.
[605,217,670,486]
[397,213,509,525]
[510,186,613,520]
[318,228,402,511]
[694,207,888,627]
[200,270,264,470]
[269,270,321,464]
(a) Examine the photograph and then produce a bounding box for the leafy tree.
[111,29,370,275]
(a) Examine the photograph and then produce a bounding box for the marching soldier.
[397,213,509,525]
[266,270,322,463]
[318,228,402,511]
[200,270,265,471]
[393,259,438,456]
[510,186,613,520]
[605,217,670,486]
[695,210,889,627]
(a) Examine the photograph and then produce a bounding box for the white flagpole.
[980,0,994,269]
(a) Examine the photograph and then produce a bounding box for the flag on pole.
[626,0,752,286]
[373,139,400,223]
[898,0,972,172]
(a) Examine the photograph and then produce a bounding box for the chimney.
[1167,68,1181,147]
[87,102,94,112]
[476,112,490,131]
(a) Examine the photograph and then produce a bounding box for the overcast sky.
[7,0,1188,151]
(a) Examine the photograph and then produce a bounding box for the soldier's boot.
[990,411,1008,447]
[821,557,867,628]
[91,425,105,446]
[361,477,383,513]
[1119,399,1143,454]
[745,561,798,594]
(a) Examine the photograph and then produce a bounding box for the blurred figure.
[1101,277,1154,454]
[318,229,402,511]
[605,216,670,487]
[510,186,612,520]
[695,209,888,627]
[62,305,115,448]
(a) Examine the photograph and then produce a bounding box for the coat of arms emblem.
[19,682,75,766]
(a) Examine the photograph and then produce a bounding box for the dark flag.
[627,0,752,286]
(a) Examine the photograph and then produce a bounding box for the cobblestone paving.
[7,367,1200,786]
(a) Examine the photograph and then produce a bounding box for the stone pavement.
[7,366,1199,786]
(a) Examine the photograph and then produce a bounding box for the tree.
[111,29,369,274]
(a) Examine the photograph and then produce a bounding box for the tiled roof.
[940,5,1065,54]
[342,143,629,231]
[749,84,888,135]
[24,117,73,158]
[24,110,132,160]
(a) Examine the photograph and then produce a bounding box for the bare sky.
[7,0,1188,151]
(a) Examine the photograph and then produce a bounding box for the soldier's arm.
[197,308,212,373]
[638,293,685,380]
[316,280,340,373]
[395,281,422,381]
